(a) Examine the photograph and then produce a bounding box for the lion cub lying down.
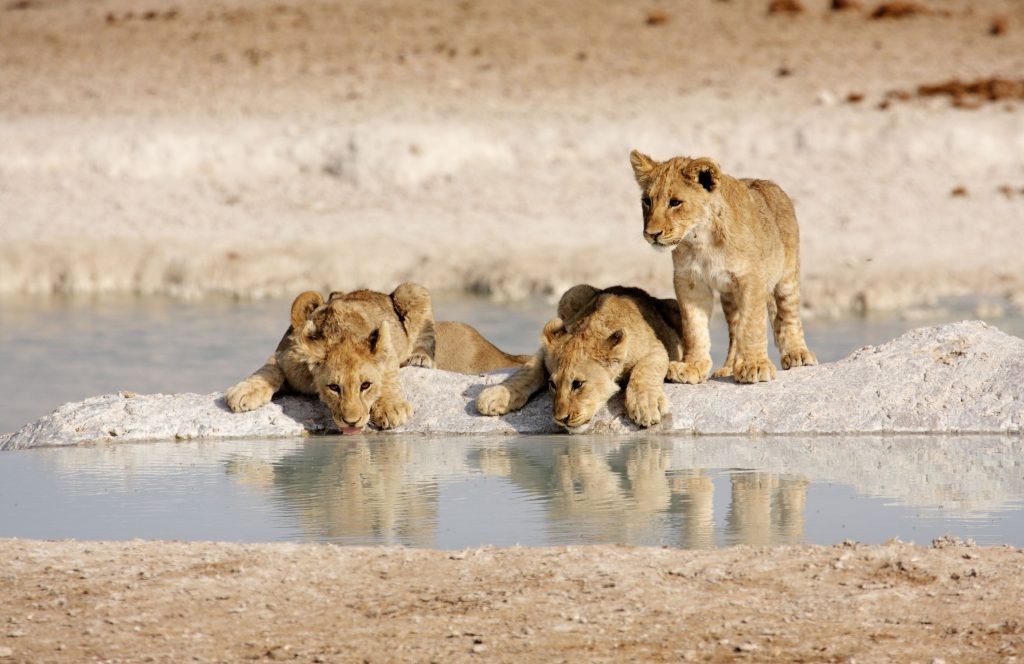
[476,285,683,433]
[226,283,528,435]
[630,150,816,384]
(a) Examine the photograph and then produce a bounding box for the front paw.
[477,385,513,416]
[371,397,413,429]
[625,387,670,428]
[711,365,733,378]
[733,356,777,383]
[225,379,273,412]
[667,358,711,384]
[405,352,434,369]
[781,348,817,370]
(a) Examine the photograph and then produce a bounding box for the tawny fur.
[476,284,683,433]
[225,283,525,433]
[434,321,532,374]
[629,151,816,384]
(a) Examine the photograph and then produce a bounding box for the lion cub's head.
[289,291,396,435]
[629,150,722,250]
[541,316,627,434]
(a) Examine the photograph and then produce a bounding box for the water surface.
[1,435,1021,549]
[2,296,1022,549]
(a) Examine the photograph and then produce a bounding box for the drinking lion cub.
[476,284,682,433]
[226,283,528,434]
[630,150,816,384]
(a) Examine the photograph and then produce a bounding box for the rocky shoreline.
[4,321,1021,449]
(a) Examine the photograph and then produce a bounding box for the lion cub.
[476,284,682,433]
[226,283,527,434]
[629,151,816,384]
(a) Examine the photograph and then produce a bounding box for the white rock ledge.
[2,321,1022,449]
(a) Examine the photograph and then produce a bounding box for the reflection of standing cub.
[476,285,682,433]
[630,151,816,384]
[226,283,527,435]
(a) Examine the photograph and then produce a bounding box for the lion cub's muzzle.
[334,408,369,436]
[644,229,677,250]
[554,411,593,434]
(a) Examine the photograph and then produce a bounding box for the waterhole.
[1,296,1022,548]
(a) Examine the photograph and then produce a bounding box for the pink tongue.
[340,427,363,436]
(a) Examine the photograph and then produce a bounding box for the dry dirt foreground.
[1,538,1023,663]
[2,0,1024,315]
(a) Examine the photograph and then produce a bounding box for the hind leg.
[391,282,436,368]
[772,272,816,369]
[712,292,740,378]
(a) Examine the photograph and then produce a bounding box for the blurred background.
[1,0,1023,430]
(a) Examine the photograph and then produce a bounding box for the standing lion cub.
[629,151,816,384]
[226,283,528,434]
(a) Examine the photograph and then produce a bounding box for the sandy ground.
[0,538,1022,662]
[1,0,1023,316]
[3,3,1024,660]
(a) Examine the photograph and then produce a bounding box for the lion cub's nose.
[555,414,570,426]
[646,230,662,242]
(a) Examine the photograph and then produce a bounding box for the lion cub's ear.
[290,291,325,330]
[683,157,721,193]
[541,318,566,348]
[629,150,657,188]
[605,329,628,362]
[295,318,327,364]
[368,321,392,356]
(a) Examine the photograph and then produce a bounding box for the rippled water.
[1,435,1021,549]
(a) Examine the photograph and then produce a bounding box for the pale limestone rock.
[2,321,1022,450]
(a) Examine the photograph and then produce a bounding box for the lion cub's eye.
[571,379,584,391]
[547,379,556,391]
[360,381,372,392]
[327,384,341,394]
[668,198,682,208]
[641,196,652,208]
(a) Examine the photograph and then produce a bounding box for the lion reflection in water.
[227,441,808,548]
[478,442,810,548]
[228,441,437,547]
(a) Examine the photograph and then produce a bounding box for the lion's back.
[560,286,683,364]
[741,177,800,251]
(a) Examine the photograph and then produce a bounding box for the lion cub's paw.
[476,385,514,416]
[667,359,711,384]
[733,356,777,383]
[711,365,733,379]
[781,348,817,370]
[371,397,413,429]
[405,352,435,369]
[225,379,274,412]
[625,387,670,428]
